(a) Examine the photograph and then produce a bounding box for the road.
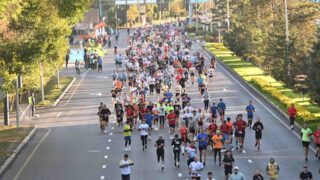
[1,29,319,180]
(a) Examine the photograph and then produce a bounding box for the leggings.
[173,150,181,162]
[125,136,131,147]
[141,135,148,147]
[159,116,165,126]
[214,148,221,162]
[157,150,164,162]
[204,100,209,110]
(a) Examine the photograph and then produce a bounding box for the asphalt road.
[1,29,319,180]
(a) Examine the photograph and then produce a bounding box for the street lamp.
[284,0,291,84]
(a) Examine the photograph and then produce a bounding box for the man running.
[188,156,204,180]
[155,135,165,170]
[115,101,124,128]
[301,124,313,161]
[124,121,132,151]
[313,126,320,160]
[186,141,197,166]
[217,98,226,121]
[210,102,218,122]
[229,167,246,180]
[167,110,178,139]
[119,154,134,180]
[197,129,208,166]
[234,114,247,152]
[222,150,234,180]
[171,134,182,167]
[100,105,111,134]
[212,130,223,166]
[252,117,264,150]
[288,103,297,130]
[245,100,255,128]
[266,157,280,180]
[138,119,149,151]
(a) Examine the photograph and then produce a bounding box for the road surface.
[1,29,319,180]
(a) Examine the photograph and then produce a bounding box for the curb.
[0,127,37,176]
[51,77,76,107]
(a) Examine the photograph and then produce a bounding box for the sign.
[115,0,157,5]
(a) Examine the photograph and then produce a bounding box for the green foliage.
[0,0,92,94]
[308,28,320,104]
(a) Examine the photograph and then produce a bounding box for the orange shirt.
[212,134,223,149]
[115,80,122,89]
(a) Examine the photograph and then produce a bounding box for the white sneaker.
[128,146,131,151]
[125,147,128,151]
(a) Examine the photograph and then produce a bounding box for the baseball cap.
[233,166,239,170]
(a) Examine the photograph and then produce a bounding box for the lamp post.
[284,0,291,84]
[226,0,230,30]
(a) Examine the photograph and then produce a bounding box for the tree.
[308,28,320,104]
[127,5,139,23]
[169,0,185,17]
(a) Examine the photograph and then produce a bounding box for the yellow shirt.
[124,124,132,137]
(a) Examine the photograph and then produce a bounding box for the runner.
[301,124,313,161]
[288,103,297,130]
[167,110,178,139]
[245,100,255,128]
[234,114,247,152]
[123,121,132,151]
[119,154,134,180]
[97,102,104,133]
[202,89,211,112]
[100,105,111,134]
[266,157,280,180]
[115,101,124,128]
[212,130,223,166]
[222,150,235,180]
[313,126,320,160]
[252,117,264,150]
[252,169,264,180]
[154,135,165,170]
[210,102,218,122]
[180,123,190,155]
[229,167,246,180]
[197,129,208,166]
[300,166,313,180]
[143,110,154,139]
[171,134,182,167]
[138,119,149,151]
[186,141,197,166]
[217,98,226,121]
[188,156,204,180]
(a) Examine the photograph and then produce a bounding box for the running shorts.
[302,141,310,147]
[169,124,176,128]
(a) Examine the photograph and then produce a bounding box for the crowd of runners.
[96,24,320,180]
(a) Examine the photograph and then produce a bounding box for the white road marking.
[100,176,105,180]
[88,150,101,153]
[55,112,62,118]
[248,159,253,163]
[111,127,114,130]
[13,128,52,180]
[108,139,112,142]
[178,173,182,177]
[109,133,113,135]
[89,92,103,96]
[102,165,106,168]
[242,150,246,154]
[63,69,89,106]
[104,155,108,159]
[97,76,109,79]
[106,147,110,150]
[206,50,317,153]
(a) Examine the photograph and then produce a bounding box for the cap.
[233,167,239,170]
[303,165,308,168]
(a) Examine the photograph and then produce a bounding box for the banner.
[115,0,157,5]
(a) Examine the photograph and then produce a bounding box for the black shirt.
[222,155,234,168]
[155,83,161,90]
[300,171,313,180]
[253,122,264,133]
[156,139,165,151]
[253,174,264,180]
[173,105,181,112]
[171,138,182,151]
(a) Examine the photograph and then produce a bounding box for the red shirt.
[186,62,192,68]
[175,75,182,82]
[126,107,134,117]
[177,68,183,76]
[208,123,218,135]
[180,127,188,137]
[220,124,230,134]
[314,130,320,144]
[288,107,297,117]
[167,113,177,125]
[236,120,247,132]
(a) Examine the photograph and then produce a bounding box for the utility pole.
[226,0,230,30]
[99,0,102,19]
[284,0,291,84]
[4,93,10,126]
[15,76,20,128]
[115,0,118,29]
[196,0,199,32]
[126,0,128,28]
[39,62,45,102]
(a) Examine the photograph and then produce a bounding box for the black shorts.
[176,93,180,97]
[316,144,320,148]
[219,111,225,116]
[224,166,232,176]
[211,114,217,118]
[199,145,207,151]
[156,89,161,94]
[302,141,310,147]
[189,127,195,134]
[255,132,262,140]
[235,131,245,139]
[169,124,176,128]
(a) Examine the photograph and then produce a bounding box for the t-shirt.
[124,124,132,137]
[246,104,255,116]
[212,135,223,149]
[180,127,188,137]
[189,161,204,177]
[222,155,234,168]
[197,133,208,147]
[144,114,154,125]
[253,122,264,133]
[301,128,312,142]
[119,159,134,175]
[208,123,218,135]
[171,138,182,151]
[155,139,165,150]
[300,171,313,180]
[217,102,226,111]
[139,123,149,136]
[229,173,246,180]
[252,174,263,180]
[173,105,181,112]
[167,113,177,125]
[210,106,217,115]
[314,130,320,144]
[186,146,197,158]
[220,124,230,134]
[235,120,247,133]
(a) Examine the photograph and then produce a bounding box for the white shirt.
[139,123,149,136]
[119,159,133,175]
[189,161,203,177]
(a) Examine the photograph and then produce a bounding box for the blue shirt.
[197,77,204,85]
[210,106,217,115]
[197,133,208,147]
[217,102,226,111]
[144,114,154,126]
[246,104,255,116]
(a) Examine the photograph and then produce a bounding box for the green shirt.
[301,128,312,142]
[124,124,132,137]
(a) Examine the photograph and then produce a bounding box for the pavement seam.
[0,127,37,176]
